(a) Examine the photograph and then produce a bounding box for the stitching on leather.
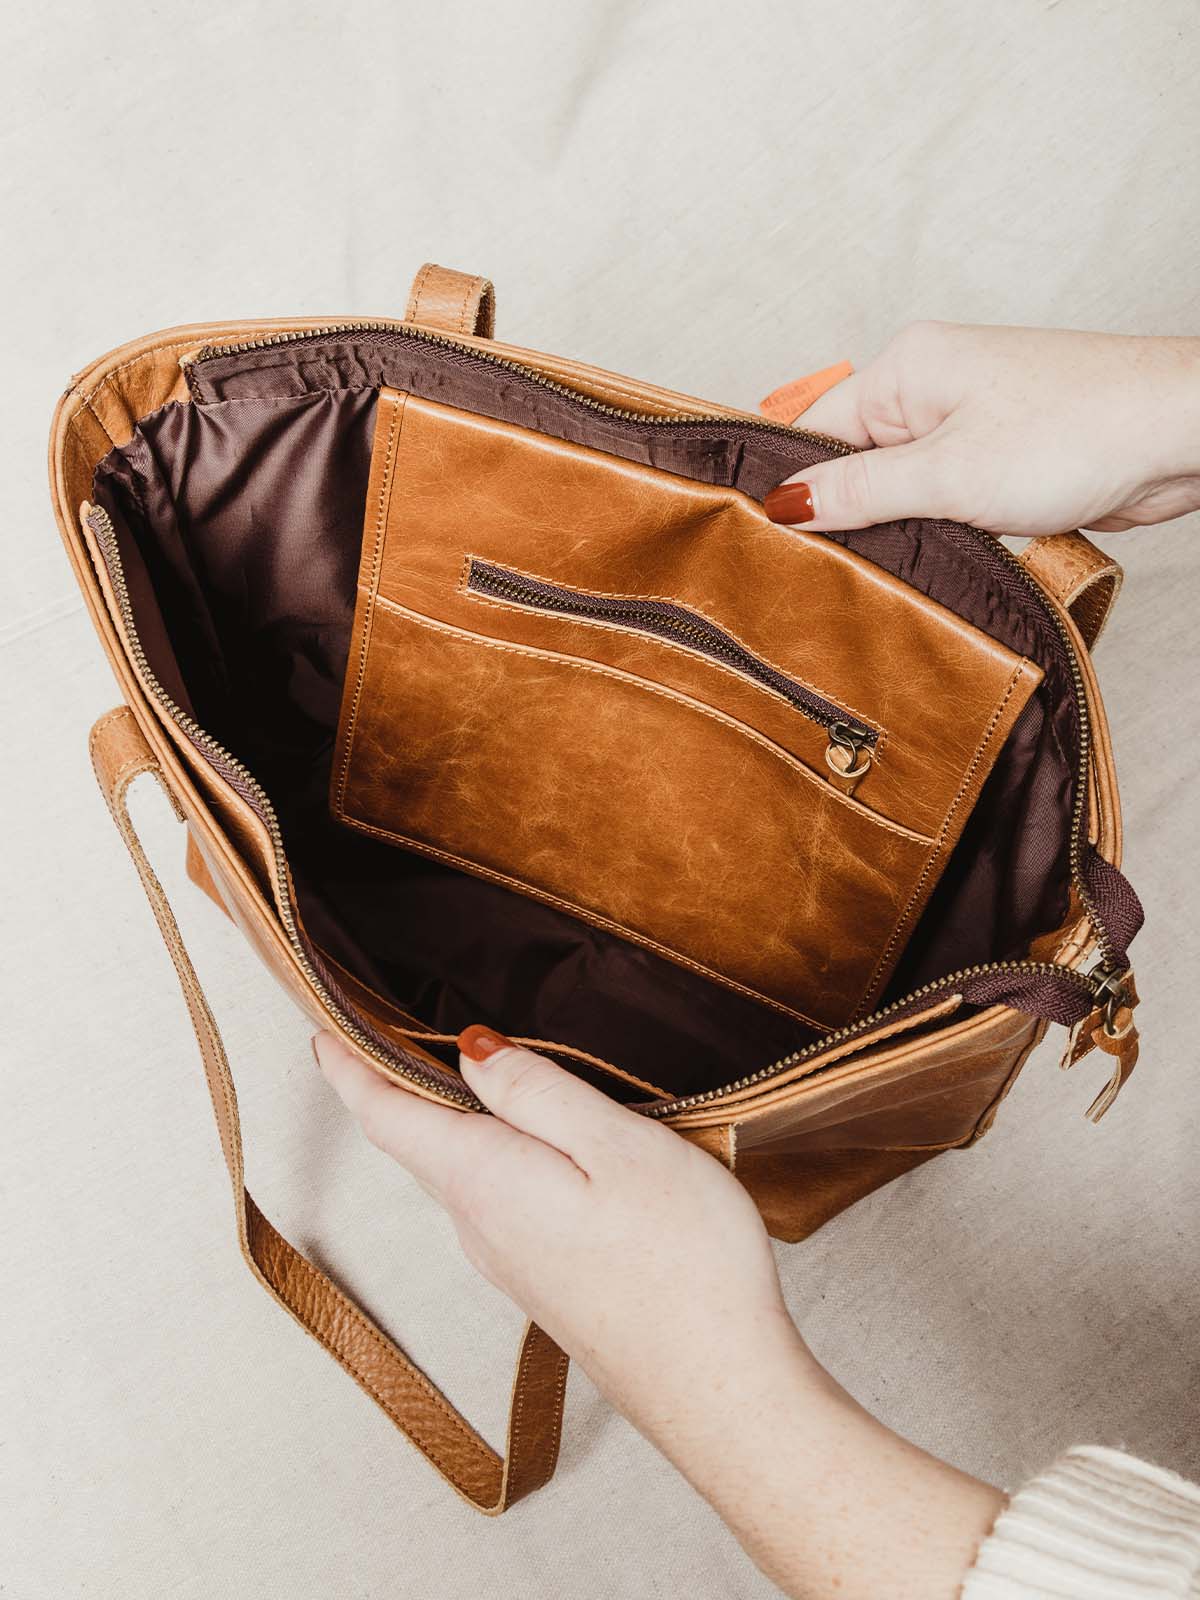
[536,1347,571,1492]
[314,952,438,1034]
[89,705,134,745]
[506,359,736,417]
[161,390,362,409]
[406,262,433,323]
[77,326,363,409]
[79,334,231,408]
[508,1335,532,1476]
[95,756,423,1458]
[688,995,965,1109]
[261,1280,495,1497]
[1024,536,1114,606]
[455,275,477,334]
[1064,567,1117,608]
[508,1330,569,1495]
[545,1346,570,1479]
[183,342,693,419]
[311,952,668,1095]
[366,593,928,843]
[95,754,245,1179]
[95,737,499,1492]
[274,1242,498,1471]
[337,805,828,1030]
[68,322,724,424]
[110,752,156,791]
[76,388,119,449]
[261,1231,498,1475]
[332,392,405,818]
[964,1020,1045,1144]
[857,659,1031,1008]
[1053,542,1106,591]
[122,822,246,1178]
[458,552,887,747]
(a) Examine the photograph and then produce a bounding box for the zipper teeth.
[96,322,1113,1118]
[467,558,875,741]
[652,536,1110,1114]
[987,538,1108,960]
[87,503,478,1110]
[194,320,859,453]
[642,957,1100,1116]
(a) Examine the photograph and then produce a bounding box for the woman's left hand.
[313,1027,804,1452]
[314,1027,1004,1600]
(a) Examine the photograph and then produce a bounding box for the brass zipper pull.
[825,720,873,795]
[1060,964,1140,1121]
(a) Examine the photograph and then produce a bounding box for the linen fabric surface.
[3,2,1198,1595]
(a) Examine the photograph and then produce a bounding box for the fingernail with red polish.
[457,1024,514,1063]
[763,482,815,524]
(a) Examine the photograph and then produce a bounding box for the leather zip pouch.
[55,263,1145,1515]
[331,389,1042,1031]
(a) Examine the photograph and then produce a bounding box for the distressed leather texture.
[92,705,569,1514]
[1018,529,1124,650]
[404,261,496,339]
[331,388,1042,1030]
[49,262,1126,1513]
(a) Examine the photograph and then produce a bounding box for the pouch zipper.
[91,319,1125,1117]
[466,556,877,765]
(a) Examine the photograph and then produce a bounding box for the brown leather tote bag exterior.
[50,264,1143,1513]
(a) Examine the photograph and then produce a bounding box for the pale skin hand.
[765,323,1200,535]
[315,1032,1002,1600]
[317,327,1200,1597]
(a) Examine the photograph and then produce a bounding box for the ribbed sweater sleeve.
[962,1447,1200,1598]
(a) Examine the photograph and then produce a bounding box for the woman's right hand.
[763,322,1200,538]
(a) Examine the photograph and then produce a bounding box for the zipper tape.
[466,556,877,744]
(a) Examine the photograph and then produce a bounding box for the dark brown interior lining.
[91,330,1079,1099]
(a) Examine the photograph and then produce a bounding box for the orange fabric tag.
[759,359,854,424]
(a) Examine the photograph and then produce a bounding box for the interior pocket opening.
[90,336,1080,1102]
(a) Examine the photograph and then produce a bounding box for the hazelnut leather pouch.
[331,388,1042,1033]
[64,263,1145,1515]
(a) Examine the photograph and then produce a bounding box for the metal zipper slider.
[1060,963,1140,1121]
[825,720,873,795]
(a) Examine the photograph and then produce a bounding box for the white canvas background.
[2,2,1197,1594]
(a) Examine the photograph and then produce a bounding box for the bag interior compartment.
[332,387,1041,1033]
[89,328,1083,1101]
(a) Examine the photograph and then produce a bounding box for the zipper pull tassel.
[1060,965,1140,1121]
[825,721,873,796]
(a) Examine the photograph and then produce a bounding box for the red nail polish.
[763,482,815,524]
[457,1024,514,1063]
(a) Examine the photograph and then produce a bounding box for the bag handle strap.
[404,262,496,339]
[1016,530,1123,651]
[89,705,568,1514]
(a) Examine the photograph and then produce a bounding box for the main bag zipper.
[466,556,877,773]
[88,316,1130,1117]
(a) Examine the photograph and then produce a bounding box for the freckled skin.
[321,325,1199,1599]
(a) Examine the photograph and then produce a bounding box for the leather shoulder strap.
[1017,529,1123,651]
[89,705,567,1513]
[405,262,496,339]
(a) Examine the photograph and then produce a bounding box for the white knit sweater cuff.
[962,1446,1200,1598]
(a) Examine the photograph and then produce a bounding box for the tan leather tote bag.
[50,263,1144,1512]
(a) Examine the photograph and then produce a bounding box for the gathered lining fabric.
[90,333,1078,1098]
